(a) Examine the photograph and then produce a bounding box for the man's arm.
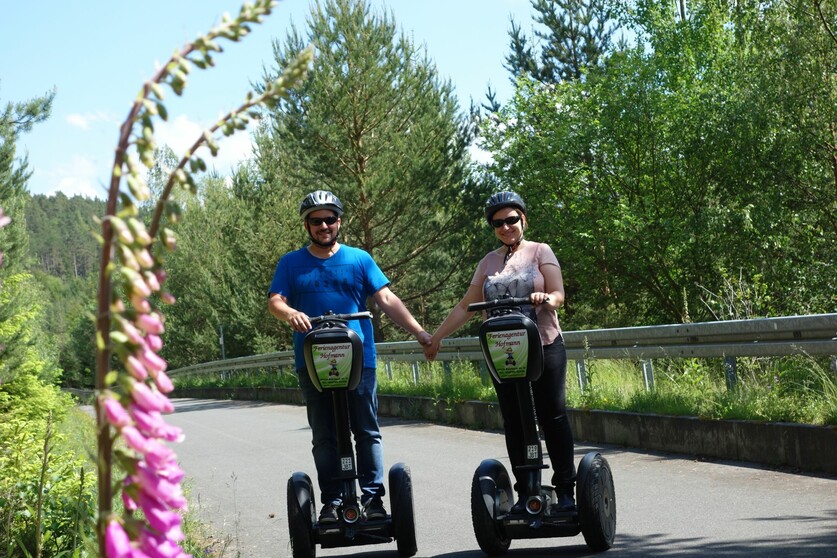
[268,292,312,333]
[372,286,431,345]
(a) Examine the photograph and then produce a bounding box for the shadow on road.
[429,530,837,558]
[171,398,276,413]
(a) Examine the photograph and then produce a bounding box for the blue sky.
[1,0,535,199]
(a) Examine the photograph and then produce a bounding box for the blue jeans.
[297,367,385,505]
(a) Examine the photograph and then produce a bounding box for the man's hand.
[416,330,432,347]
[287,311,312,333]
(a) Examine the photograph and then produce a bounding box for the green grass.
[174,354,837,426]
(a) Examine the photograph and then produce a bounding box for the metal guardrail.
[168,313,837,379]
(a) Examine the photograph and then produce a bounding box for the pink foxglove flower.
[130,405,184,442]
[126,355,149,381]
[137,312,165,335]
[146,334,163,352]
[154,370,174,394]
[105,519,132,558]
[121,425,150,453]
[131,380,174,414]
[138,348,167,374]
[104,397,132,428]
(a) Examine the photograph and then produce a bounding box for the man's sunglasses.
[491,215,521,228]
[307,216,339,226]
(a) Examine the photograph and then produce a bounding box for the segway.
[468,297,616,554]
[286,311,417,558]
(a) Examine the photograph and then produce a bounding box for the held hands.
[423,335,442,361]
[416,330,433,347]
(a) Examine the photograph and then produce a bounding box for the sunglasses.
[307,216,339,226]
[491,215,522,228]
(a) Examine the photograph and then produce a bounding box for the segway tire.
[470,460,512,556]
[577,452,616,551]
[287,473,316,558]
[389,463,418,557]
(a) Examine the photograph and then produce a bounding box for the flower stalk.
[93,2,312,555]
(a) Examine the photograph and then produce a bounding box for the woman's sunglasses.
[307,216,339,226]
[491,215,521,228]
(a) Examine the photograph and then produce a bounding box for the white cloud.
[155,114,255,175]
[35,155,104,199]
[66,112,114,131]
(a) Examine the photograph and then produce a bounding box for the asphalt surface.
[167,398,837,558]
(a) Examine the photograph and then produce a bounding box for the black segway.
[468,297,616,554]
[286,311,417,558]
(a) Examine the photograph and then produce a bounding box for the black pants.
[492,337,576,492]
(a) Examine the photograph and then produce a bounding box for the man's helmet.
[484,191,526,224]
[299,190,344,219]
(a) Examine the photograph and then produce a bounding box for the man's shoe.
[363,499,387,520]
[318,503,339,524]
[552,491,576,512]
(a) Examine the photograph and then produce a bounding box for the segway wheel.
[287,473,316,558]
[577,452,616,551]
[470,459,512,556]
[389,463,418,557]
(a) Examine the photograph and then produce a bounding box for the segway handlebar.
[467,297,532,313]
[309,311,373,325]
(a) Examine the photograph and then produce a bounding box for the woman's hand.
[529,292,552,306]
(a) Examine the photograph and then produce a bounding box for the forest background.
[4,0,836,389]
[4,1,835,555]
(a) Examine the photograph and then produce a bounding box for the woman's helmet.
[484,191,526,224]
[299,190,344,219]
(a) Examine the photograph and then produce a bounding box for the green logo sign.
[311,342,353,389]
[486,329,529,379]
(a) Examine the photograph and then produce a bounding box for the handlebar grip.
[467,297,531,312]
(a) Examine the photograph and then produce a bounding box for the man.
[268,190,431,523]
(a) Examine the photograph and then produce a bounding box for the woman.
[423,191,576,512]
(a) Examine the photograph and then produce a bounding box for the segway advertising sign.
[485,329,529,379]
[310,342,353,389]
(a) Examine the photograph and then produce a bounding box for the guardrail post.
[411,362,420,385]
[443,361,452,385]
[831,356,837,380]
[385,361,393,380]
[575,360,589,393]
[478,360,490,386]
[641,360,655,391]
[724,356,738,391]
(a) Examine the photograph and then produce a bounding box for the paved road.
[167,399,837,558]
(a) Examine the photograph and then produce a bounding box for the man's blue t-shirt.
[269,245,389,370]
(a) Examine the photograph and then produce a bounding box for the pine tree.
[506,0,617,83]
[0,90,58,387]
[257,0,486,341]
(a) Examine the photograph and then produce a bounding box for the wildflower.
[104,397,133,428]
[137,312,165,335]
[105,518,133,558]
[121,425,150,453]
[146,334,163,352]
[138,348,168,375]
[131,380,174,414]
[130,405,183,442]
[126,355,150,381]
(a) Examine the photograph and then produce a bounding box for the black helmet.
[484,191,526,224]
[299,190,344,219]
